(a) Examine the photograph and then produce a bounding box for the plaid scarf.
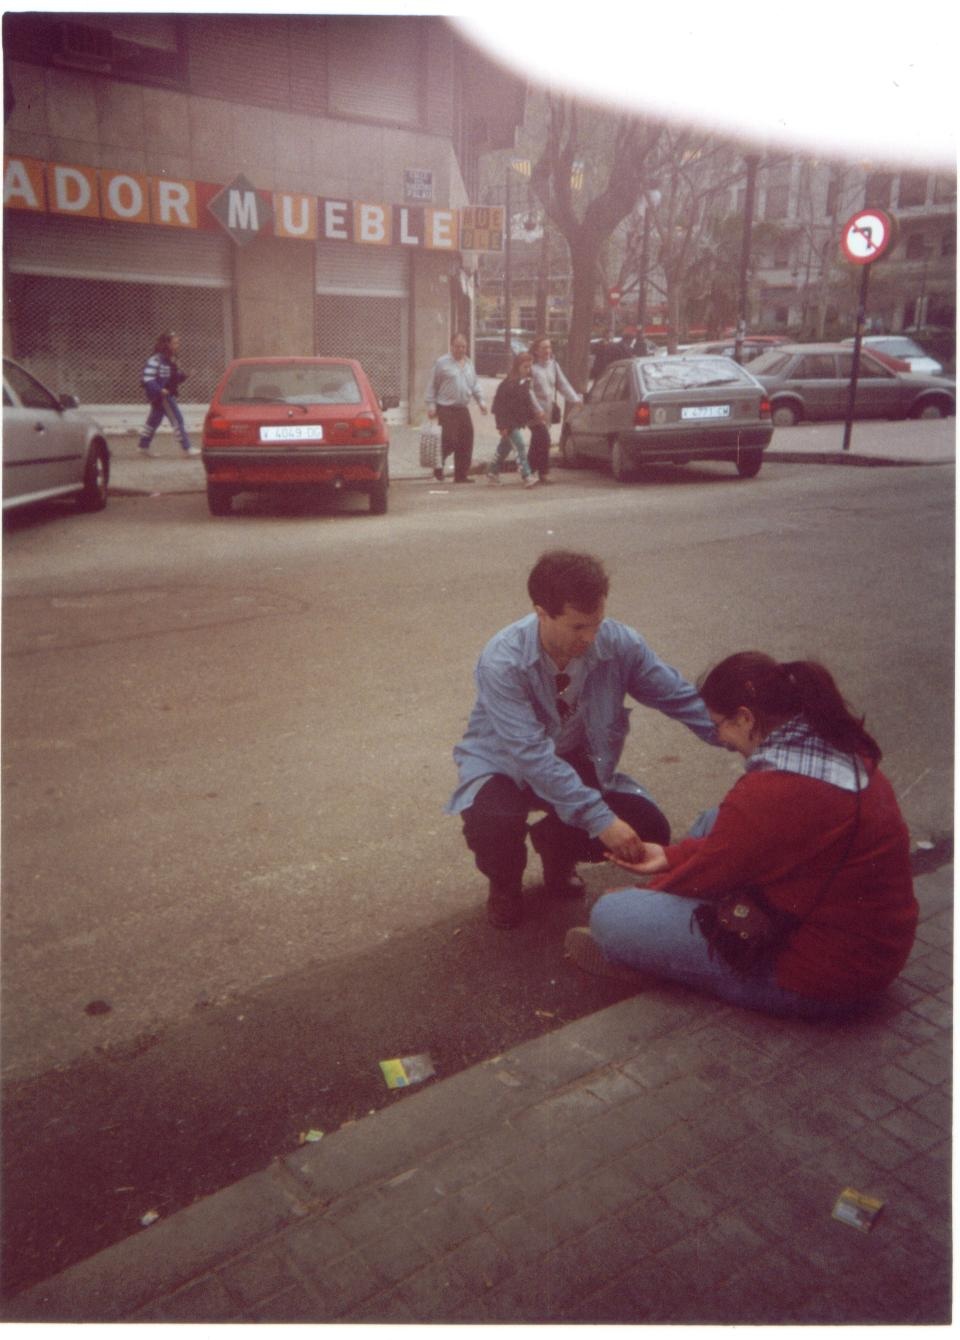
[745,717,866,793]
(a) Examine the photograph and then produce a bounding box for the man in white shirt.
[424,333,488,482]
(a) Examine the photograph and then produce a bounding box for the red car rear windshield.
[221,363,363,406]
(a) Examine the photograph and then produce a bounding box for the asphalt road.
[2,453,953,1295]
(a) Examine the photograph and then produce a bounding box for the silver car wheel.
[610,439,635,482]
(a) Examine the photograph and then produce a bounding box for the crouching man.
[446,550,719,927]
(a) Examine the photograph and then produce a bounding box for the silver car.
[2,358,110,513]
[561,355,773,480]
[749,343,955,427]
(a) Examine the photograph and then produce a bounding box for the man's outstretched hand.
[597,817,648,864]
[605,842,669,875]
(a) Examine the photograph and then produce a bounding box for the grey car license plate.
[681,405,730,420]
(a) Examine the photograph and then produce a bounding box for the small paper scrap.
[379,1054,435,1089]
[832,1187,884,1232]
[299,1129,325,1145]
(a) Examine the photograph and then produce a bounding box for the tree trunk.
[566,236,601,389]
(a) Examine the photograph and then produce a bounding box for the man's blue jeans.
[139,395,192,452]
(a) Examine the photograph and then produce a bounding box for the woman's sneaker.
[487,472,502,485]
[564,927,647,984]
[523,472,539,488]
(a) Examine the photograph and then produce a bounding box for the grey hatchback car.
[748,343,955,427]
[3,358,110,513]
[560,355,773,480]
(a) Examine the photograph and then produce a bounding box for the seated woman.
[565,652,918,1019]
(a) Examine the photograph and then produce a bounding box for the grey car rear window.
[640,358,751,392]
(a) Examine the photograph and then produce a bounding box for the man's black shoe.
[453,476,476,483]
[487,882,522,928]
[529,821,586,899]
[433,467,444,481]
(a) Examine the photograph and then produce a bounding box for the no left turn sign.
[841,208,895,265]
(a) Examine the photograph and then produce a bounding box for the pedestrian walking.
[424,332,487,483]
[528,336,581,483]
[567,651,918,1019]
[447,550,718,928]
[138,331,197,456]
[487,353,540,488]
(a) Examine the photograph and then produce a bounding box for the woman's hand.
[604,843,669,875]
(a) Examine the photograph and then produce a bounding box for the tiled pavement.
[6,863,951,1325]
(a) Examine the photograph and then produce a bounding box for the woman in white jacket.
[527,336,581,484]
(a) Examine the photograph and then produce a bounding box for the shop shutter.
[5,215,232,402]
[4,213,231,286]
[314,242,408,403]
[315,241,408,296]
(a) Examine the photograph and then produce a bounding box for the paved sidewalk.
[98,405,955,500]
[6,861,951,1325]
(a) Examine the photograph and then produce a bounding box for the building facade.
[2,14,523,416]
[746,159,956,343]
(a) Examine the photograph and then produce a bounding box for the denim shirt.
[447,613,717,837]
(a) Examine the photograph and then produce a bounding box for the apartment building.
[2,13,523,415]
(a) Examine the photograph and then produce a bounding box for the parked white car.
[2,358,110,513]
[848,336,944,377]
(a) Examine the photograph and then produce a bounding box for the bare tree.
[640,132,747,350]
[529,96,661,388]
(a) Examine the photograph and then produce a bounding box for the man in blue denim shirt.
[448,551,718,927]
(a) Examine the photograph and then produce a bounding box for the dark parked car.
[473,336,527,377]
[748,343,955,427]
[201,357,394,516]
[2,357,110,513]
[560,355,773,481]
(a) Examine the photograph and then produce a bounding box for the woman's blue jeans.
[139,395,192,452]
[589,806,867,1019]
[490,429,532,479]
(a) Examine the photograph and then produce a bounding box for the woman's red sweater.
[649,767,918,1002]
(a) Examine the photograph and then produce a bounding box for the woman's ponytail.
[780,660,881,761]
[700,651,881,760]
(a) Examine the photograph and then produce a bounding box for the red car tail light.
[759,398,771,420]
[634,403,651,427]
[351,410,379,441]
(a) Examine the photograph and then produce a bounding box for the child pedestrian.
[488,353,540,488]
[138,332,198,456]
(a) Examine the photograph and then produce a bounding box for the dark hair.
[699,651,881,761]
[527,551,609,617]
[507,351,533,381]
[154,331,177,356]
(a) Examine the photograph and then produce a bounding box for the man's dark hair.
[527,550,609,617]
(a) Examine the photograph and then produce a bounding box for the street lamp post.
[735,155,759,364]
[636,189,660,348]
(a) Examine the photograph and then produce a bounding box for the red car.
[201,357,393,516]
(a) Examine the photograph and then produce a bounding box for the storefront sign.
[3,155,490,252]
[459,206,504,252]
[403,168,433,203]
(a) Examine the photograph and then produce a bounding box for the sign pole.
[842,262,871,452]
[838,207,896,453]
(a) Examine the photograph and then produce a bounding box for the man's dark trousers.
[462,752,671,890]
[437,404,474,481]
